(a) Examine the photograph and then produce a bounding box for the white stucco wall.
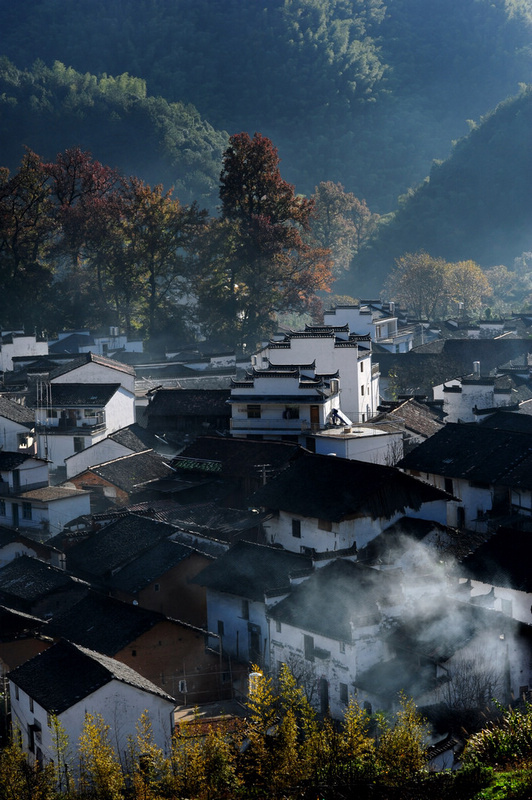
[0,418,35,452]
[0,336,48,372]
[206,589,270,668]
[313,429,403,464]
[52,362,135,394]
[269,616,386,719]
[65,439,132,479]
[9,679,174,773]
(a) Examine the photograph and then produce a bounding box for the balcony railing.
[230,418,322,432]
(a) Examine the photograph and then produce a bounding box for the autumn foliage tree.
[195,132,332,350]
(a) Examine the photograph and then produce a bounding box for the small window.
[361,385,365,395]
[0,500,5,516]
[29,697,34,712]
[364,701,372,715]
[22,502,32,520]
[292,519,301,538]
[242,599,249,620]
[132,649,137,657]
[340,683,348,705]
[444,477,453,495]
[154,583,160,592]
[360,362,364,372]
[339,641,346,654]
[283,406,299,419]
[304,634,314,662]
[73,436,84,453]
[247,405,261,419]
[276,620,282,633]
[15,685,19,700]
[217,620,224,637]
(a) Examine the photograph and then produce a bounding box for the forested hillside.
[1,0,530,212]
[0,0,531,309]
[347,85,532,295]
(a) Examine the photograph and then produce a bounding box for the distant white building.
[324,303,414,353]
[0,332,48,373]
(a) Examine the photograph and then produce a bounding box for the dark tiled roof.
[18,486,88,502]
[377,339,532,394]
[193,541,312,601]
[174,435,306,479]
[461,527,532,592]
[0,396,34,427]
[8,639,174,713]
[0,555,86,604]
[87,451,174,492]
[109,424,162,452]
[49,351,136,379]
[146,389,231,417]
[0,452,37,471]
[158,502,264,539]
[268,560,396,641]
[47,591,171,654]
[398,423,532,487]
[108,539,199,594]
[375,398,444,439]
[31,383,121,407]
[66,514,175,579]
[249,453,448,522]
[479,410,532,434]
[48,333,94,353]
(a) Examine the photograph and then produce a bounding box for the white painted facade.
[0,334,48,372]
[468,580,532,627]
[324,304,414,353]
[264,499,448,554]
[52,359,136,395]
[205,589,270,669]
[313,425,403,465]
[10,488,90,538]
[9,676,175,772]
[0,417,35,454]
[255,329,379,422]
[403,470,495,532]
[268,606,386,719]
[230,368,340,444]
[64,437,135,479]
[433,377,514,423]
[36,387,135,471]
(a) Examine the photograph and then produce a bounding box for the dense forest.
[1,0,531,331]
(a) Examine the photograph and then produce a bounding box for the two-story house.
[253,324,379,422]
[324,302,415,353]
[249,452,449,554]
[8,639,175,770]
[0,451,89,537]
[398,423,532,530]
[193,541,313,669]
[229,363,345,446]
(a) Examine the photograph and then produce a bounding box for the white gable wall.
[9,678,174,772]
[52,362,135,394]
[65,439,133,479]
[206,589,270,669]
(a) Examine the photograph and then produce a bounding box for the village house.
[48,327,143,358]
[0,331,48,373]
[64,423,163,479]
[323,302,415,353]
[373,397,445,454]
[47,591,230,704]
[253,323,379,423]
[267,559,402,717]
[171,435,306,507]
[249,452,449,554]
[0,451,89,537]
[460,526,532,629]
[8,639,175,770]
[398,423,532,531]
[0,526,60,568]
[65,514,211,626]
[68,450,175,512]
[0,555,89,618]
[229,362,345,446]
[0,605,51,676]
[0,396,36,453]
[144,388,231,441]
[432,369,532,423]
[193,541,313,669]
